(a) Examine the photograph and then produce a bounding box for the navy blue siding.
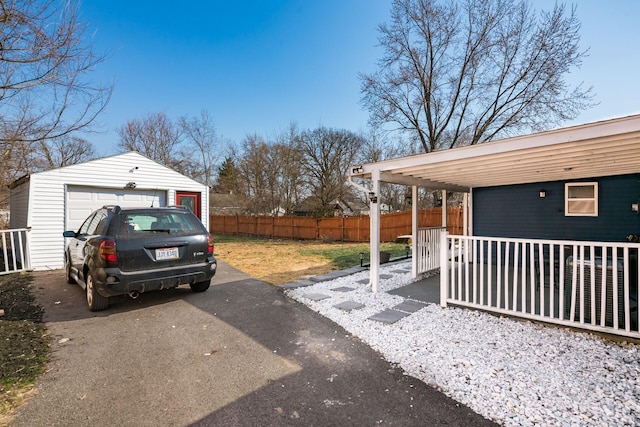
[473,174,640,242]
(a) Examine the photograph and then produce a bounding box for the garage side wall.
[26,152,209,271]
[9,181,29,229]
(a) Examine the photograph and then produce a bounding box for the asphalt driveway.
[10,261,495,426]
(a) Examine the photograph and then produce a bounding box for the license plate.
[156,247,179,260]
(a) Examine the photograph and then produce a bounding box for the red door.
[176,192,201,219]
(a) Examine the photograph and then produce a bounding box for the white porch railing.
[0,228,31,275]
[440,233,640,339]
[416,227,446,274]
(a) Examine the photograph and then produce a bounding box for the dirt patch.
[0,273,49,422]
[215,240,341,285]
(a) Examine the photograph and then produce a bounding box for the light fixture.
[352,165,364,174]
[368,192,377,203]
[359,252,365,267]
[539,189,546,198]
[405,245,410,258]
[125,182,137,189]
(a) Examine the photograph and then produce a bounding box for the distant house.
[329,197,369,216]
[292,196,322,217]
[293,195,369,217]
[209,192,244,215]
[9,152,209,271]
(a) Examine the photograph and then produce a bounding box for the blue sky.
[79,1,640,156]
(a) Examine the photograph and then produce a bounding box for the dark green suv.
[63,205,217,311]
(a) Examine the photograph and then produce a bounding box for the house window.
[565,182,598,216]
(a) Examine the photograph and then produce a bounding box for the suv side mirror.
[63,230,76,238]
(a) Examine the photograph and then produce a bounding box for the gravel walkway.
[285,261,640,426]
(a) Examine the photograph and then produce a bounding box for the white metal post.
[441,190,447,229]
[468,189,473,236]
[440,230,448,307]
[463,192,468,236]
[370,169,381,292]
[411,185,418,278]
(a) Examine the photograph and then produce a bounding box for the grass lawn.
[213,235,410,285]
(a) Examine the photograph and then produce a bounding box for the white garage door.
[66,186,167,232]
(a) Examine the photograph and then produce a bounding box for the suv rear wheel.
[86,271,109,311]
[190,280,210,292]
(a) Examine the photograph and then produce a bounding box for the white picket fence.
[0,228,31,275]
[416,227,446,274]
[439,233,640,339]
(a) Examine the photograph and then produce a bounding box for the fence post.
[440,231,448,307]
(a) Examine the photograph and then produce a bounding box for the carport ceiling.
[350,114,640,192]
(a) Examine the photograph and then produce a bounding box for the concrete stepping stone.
[391,269,409,274]
[368,309,410,324]
[302,292,330,301]
[380,274,393,279]
[333,301,365,311]
[331,286,355,292]
[356,279,369,284]
[280,280,315,289]
[393,300,428,313]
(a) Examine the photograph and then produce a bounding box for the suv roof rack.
[165,205,189,210]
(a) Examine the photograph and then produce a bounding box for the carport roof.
[349,114,640,192]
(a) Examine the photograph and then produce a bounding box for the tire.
[190,280,210,292]
[65,254,76,285]
[86,271,109,311]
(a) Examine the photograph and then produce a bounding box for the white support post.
[411,185,418,278]
[370,169,381,293]
[441,190,447,229]
[463,192,468,236]
[468,189,473,236]
[440,231,448,307]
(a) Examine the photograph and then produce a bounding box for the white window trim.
[565,182,598,217]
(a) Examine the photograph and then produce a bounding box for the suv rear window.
[120,212,201,234]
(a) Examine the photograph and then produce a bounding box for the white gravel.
[285,261,640,426]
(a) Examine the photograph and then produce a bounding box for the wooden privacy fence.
[210,208,463,242]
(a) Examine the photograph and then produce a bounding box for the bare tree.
[0,0,111,146]
[178,109,225,187]
[298,127,364,216]
[272,123,305,215]
[117,112,182,169]
[360,0,593,153]
[0,0,110,211]
[34,135,95,169]
[228,125,306,216]
[357,127,423,211]
[235,134,272,215]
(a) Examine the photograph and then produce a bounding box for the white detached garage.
[9,151,210,271]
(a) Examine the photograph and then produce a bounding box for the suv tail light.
[100,240,117,263]
[207,233,214,256]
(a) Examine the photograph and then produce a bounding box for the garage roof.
[350,114,640,192]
